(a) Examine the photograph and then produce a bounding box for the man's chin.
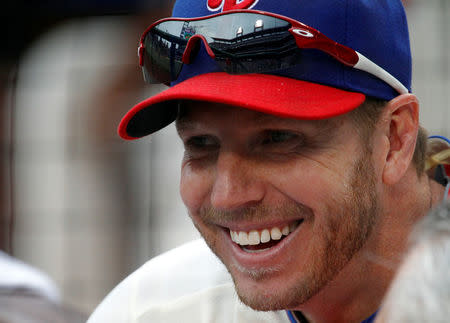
[234,282,309,312]
[230,271,316,312]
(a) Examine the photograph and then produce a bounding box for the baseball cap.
[119,0,412,140]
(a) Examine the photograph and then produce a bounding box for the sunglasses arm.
[289,28,408,95]
[354,52,409,94]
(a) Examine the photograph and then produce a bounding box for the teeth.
[248,230,260,245]
[271,227,282,240]
[239,231,249,245]
[289,222,298,233]
[230,221,300,247]
[260,229,270,243]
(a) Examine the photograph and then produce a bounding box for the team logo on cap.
[207,0,259,12]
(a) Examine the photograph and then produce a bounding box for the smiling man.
[88,1,448,322]
[175,100,381,314]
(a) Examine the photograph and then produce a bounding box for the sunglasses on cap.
[138,9,408,95]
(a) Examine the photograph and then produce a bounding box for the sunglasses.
[138,9,408,94]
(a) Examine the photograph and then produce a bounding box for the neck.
[294,171,445,323]
[293,247,390,323]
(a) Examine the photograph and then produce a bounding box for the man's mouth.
[229,220,303,253]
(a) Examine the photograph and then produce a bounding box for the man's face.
[176,102,380,311]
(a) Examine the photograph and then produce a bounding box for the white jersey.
[87,239,291,323]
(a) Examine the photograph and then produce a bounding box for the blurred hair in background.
[0,0,449,315]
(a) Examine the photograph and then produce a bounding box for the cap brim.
[118,72,365,140]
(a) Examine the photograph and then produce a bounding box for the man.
[375,201,450,323]
[88,0,448,322]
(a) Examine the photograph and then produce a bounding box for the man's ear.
[382,94,420,185]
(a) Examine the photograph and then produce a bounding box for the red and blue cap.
[119,0,412,140]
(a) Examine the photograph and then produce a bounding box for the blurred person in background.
[375,201,450,323]
[87,0,450,322]
[0,250,86,323]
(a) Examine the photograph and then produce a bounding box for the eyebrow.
[175,117,201,135]
[252,113,300,126]
[251,112,336,133]
[175,107,338,136]
[175,112,295,135]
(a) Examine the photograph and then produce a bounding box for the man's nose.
[210,151,265,211]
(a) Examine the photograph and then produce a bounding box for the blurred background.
[0,0,449,317]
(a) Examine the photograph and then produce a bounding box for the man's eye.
[185,135,218,149]
[262,130,298,144]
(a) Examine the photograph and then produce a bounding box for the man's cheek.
[180,167,210,212]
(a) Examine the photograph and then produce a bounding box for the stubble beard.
[195,152,379,311]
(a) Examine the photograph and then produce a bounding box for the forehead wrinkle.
[251,112,341,142]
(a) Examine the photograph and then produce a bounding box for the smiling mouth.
[229,220,303,253]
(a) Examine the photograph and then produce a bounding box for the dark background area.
[1,0,168,74]
[0,0,173,252]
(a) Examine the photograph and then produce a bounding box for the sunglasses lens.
[143,21,186,84]
[210,22,300,75]
[142,13,302,84]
